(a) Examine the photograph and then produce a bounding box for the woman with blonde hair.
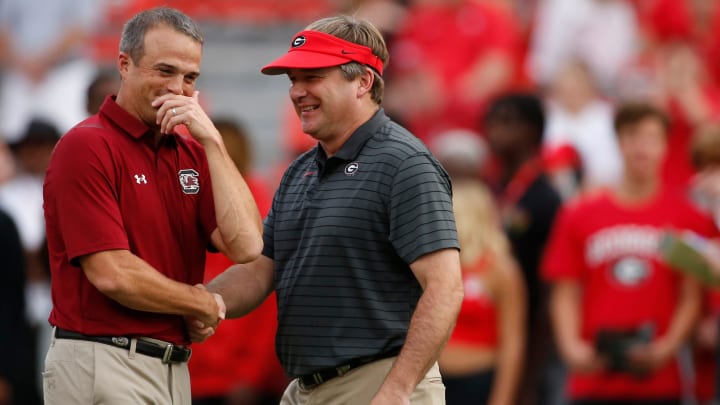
[440,180,527,405]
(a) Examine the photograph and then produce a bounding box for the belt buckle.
[111,336,129,347]
[161,343,173,364]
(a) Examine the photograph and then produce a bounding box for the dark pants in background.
[443,369,494,405]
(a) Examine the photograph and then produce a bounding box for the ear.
[118,52,131,80]
[356,67,374,99]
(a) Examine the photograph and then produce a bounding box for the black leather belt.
[298,348,401,390]
[54,327,191,364]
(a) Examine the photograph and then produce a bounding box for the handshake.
[185,284,226,342]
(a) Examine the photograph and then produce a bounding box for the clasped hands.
[186,284,226,342]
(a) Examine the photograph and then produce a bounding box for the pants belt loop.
[161,344,173,364]
[50,326,57,347]
[128,338,138,360]
[313,373,323,386]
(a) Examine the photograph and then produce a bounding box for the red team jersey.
[43,96,217,344]
[448,256,499,349]
[542,189,716,400]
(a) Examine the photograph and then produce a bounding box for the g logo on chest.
[344,162,359,176]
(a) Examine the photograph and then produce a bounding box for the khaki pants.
[43,329,190,404]
[280,356,445,405]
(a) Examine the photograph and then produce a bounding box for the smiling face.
[116,24,202,129]
[286,66,363,144]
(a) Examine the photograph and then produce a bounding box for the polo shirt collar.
[99,96,154,140]
[316,108,390,163]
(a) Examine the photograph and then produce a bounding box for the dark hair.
[613,102,670,135]
[86,69,120,115]
[483,92,546,145]
[11,118,60,150]
[119,7,203,64]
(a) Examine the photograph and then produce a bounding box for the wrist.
[378,376,414,399]
[190,285,218,322]
[651,337,676,361]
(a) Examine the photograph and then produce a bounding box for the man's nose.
[289,83,307,100]
[168,75,184,95]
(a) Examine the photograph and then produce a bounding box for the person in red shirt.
[440,180,526,405]
[41,7,263,404]
[543,102,716,405]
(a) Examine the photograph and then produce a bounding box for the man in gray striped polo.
[194,15,464,405]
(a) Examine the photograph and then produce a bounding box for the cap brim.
[261,51,353,75]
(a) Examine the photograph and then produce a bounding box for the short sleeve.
[389,153,459,264]
[44,131,128,264]
[261,205,276,260]
[541,204,584,281]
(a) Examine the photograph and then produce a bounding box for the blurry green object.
[658,230,720,286]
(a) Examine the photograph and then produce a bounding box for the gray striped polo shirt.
[263,109,459,378]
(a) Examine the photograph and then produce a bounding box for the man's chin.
[301,126,319,139]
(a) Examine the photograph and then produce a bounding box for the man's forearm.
[551,281,583,355]
[81,250,220,326]
[377,276,463,397]
[659,276,701,351]
[206,257,274,319]
[204,139,263,262]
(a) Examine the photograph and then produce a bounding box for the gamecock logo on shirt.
[178,169,200,195]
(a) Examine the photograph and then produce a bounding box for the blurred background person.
[2,0,720,402]
[85,68,121,116]
[528,0,638,96]
[482,91,563,405]
[440,180,526,405]
[689,123,720,229]
[686,123,720,405]
[0,140,14,186]
[339,0,408,43]
[430,128,489,183]
[0,119,59,397]
[384,0,524,144]
[189,117,285,405]
[0,0,103,143]
[614,0,720,192]
[653,42,720,191]
[542,59,622,196]
[543,102,716,405]
[0,208,40,405]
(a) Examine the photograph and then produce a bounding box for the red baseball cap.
[261,30,384,75]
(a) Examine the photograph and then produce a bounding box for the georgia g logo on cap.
[292,36,306,48]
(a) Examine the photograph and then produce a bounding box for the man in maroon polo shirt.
[41,7,263,404]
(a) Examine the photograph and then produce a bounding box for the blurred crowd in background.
[2,0,720,404]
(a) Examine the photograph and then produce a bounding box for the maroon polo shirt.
[43,96,217,344]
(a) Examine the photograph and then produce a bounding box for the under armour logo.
[134,174,147,184]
